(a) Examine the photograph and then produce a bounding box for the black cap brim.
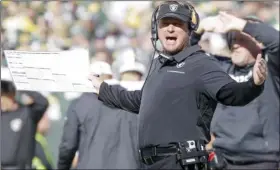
[158,13,188,22]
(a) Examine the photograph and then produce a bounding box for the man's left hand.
[253,54,267,85]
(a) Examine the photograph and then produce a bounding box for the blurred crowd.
[1,1,279,70]
[1,0,279,165]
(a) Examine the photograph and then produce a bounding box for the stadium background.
[1,0,279,165]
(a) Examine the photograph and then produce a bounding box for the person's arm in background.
[71,152,79,169]
[33,139,54,170]
[242,19,279,61]
[21,91,49,123]
[190,16,232,67]
[192,20,265,106]
[218,12,279,68]
[191,16,223,46]
[57,99,79,170]
[88,75,142,113]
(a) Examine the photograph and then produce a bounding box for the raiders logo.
[176,62,185,68]
[169,4,178,12]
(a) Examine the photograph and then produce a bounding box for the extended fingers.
[258,58,267,74]
[256,58,267,81]
[256,68,265,81]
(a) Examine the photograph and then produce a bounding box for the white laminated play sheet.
[4,49,96,92]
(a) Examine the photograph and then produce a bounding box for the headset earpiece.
[151,6,159,43]
[190,10,200,31]
[183,2,200,31]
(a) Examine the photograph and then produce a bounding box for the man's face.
[121,71,142,81]
[100,74,112,81]
[92,51,112,65]
[1,94,16,112]
[230,31,261,66]
[158,17,189,55]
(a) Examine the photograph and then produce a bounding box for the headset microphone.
[151,38,173,61]
[150,2,199,62]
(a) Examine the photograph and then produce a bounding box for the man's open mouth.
[166,36,177,44]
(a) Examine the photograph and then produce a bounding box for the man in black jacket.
[1,77,49,169]
[88,1,268,169]
[194,12,279,169]
[57,62,139,169]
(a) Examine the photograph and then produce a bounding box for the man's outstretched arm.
[98,82,141,113]
[198,54,266,106]
[87,73,142,114]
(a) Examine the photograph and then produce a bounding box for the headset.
[150,1,200,52]
[144,1,200,86]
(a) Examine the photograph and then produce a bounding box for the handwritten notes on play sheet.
[4,49,96,92]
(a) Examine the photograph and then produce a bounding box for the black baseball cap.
[157,3,191,22]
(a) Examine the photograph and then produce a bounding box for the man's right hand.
[206,133,216,150]
[88,74,103,94]
[195,16,224,34]
[196,12,248,35]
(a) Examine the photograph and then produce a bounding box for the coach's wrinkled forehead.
[157,3,191,23]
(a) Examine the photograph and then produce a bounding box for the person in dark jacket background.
[194,12,279,169]
[57,61,139,169]
[1,68,49,170]
[32,112,54,170]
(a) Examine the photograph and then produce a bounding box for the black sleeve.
[217,78,264,106]
[98,82,141,113]
[23,91,49,123]
[243,22,279,68]
[198,56,264,106]
[57,100,79,170]
[198,56,236,101]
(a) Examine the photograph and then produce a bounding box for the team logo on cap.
[169,4,178,12]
